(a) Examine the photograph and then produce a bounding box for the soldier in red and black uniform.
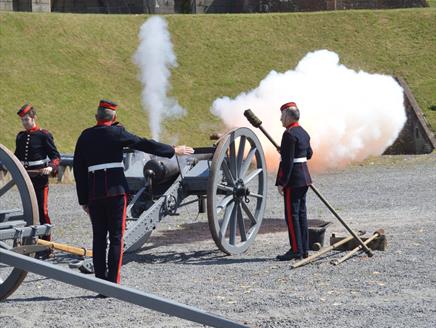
[15,103,60,257]
[275,102,313,261]
[74,100,193,286]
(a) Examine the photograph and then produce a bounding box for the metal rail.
[0,247,248,328]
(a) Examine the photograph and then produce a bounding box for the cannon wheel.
[207,127,267,255]
[0,144,38,300]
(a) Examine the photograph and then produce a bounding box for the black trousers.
[88,195,127,283]
[33,184,51,241]
[283,186,309,257]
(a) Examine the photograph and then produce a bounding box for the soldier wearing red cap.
[73,100,194,286]
[276,102,313,261]
[15,103,60,259]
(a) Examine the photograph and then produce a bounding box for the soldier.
[275,102,313,261]
[15,103,60,259]
[73,100,194,285]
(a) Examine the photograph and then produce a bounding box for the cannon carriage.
[0,127,268,301]
[123,127,267,255]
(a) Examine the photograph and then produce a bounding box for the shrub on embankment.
[0,9,435,152]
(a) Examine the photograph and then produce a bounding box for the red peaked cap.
[280,102,298,111]
[99,99,118,111]
[17,103,32,117]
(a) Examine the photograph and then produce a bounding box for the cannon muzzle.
[143,158,180,184]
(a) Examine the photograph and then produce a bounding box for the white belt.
[293,157,307,163]
[88,162,124,173]
[21,159,48,167]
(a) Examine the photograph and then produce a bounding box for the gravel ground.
[1,154,435,328]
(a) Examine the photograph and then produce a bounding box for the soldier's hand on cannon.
[41,166,53,175]
[174,145,194,156]
[277,185,284,196]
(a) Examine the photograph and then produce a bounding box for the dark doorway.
[175,0,197,13]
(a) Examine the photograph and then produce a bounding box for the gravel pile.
[1,154,435,328]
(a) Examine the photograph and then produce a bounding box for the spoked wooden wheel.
[207,127,267,255]
[0,144,38,300]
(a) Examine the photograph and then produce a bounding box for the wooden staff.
[331,229,384,266]
[291,233,358,269]
[37,239,93,257]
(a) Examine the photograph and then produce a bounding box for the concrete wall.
[32,0,50,12]
[0,0,13,11]
[0,0,11,10]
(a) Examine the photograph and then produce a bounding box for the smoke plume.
[211,50,406,173]
[133,16,185,141]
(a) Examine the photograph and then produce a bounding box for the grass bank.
[0,9,435,151]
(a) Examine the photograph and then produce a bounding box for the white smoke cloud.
[211,50,407,173]
[133,16,185,141]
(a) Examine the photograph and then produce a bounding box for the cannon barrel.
[143,158,180,184]
[142,147,215,185]
[60,153,74,166]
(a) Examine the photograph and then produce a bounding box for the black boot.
[276,250,301,261]
[35,249,53,260]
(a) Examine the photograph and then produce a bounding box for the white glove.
[174,145,194,156]
[41,166,53,175]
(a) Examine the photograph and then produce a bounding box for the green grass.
[1,9,435,152]
[428,0,436,8]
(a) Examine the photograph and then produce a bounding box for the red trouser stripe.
[285,188,297,252]
[116,194,127,284]
[41,185,51,241]
[43,185,51,225]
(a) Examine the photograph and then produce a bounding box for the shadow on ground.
[121,218,286,265]
[5,295,96,303]
[123,249,272,266]
[146,217,286,247]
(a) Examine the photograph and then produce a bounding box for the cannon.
[0,128,267,321]
[117,127,267,255]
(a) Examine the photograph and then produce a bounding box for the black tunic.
[15,126,60,188]
[275,124,313,188]
[73,124,175,205]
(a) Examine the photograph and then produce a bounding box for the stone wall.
[1,0,428,13]
[49,0,196,14]
[327,0,428,10]
[384,77,435,154]
[0,0,13,11]
[0,0,51,12]
[32,0,50,12]
[198,0,427,13]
